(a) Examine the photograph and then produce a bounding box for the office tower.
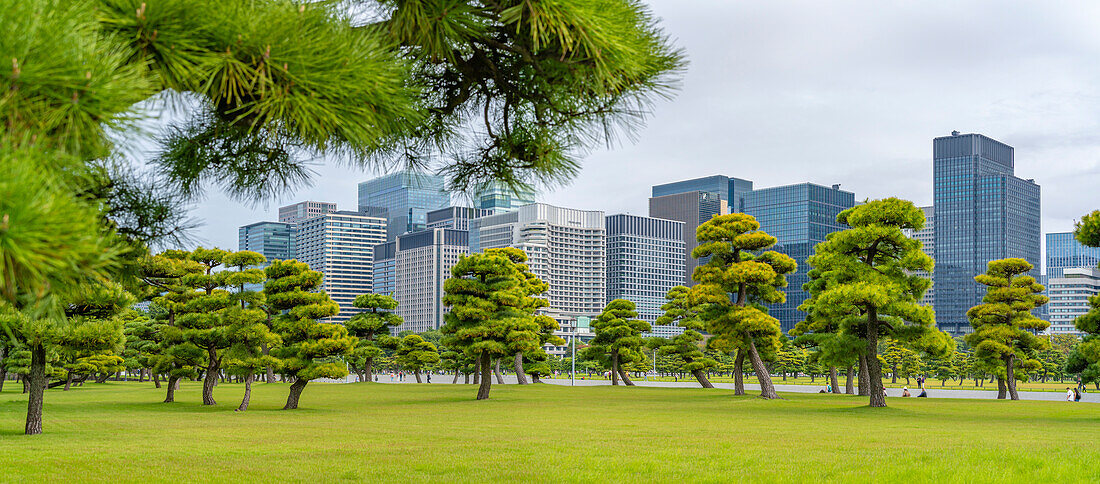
[380,229,472,333]
[372,241,397,297]
[474,181,536,213]
[932,132,1042,335]
[470,203,606,316]
[652,174,753,212]
[902,206,935,306]
[426,206,493,231]
[1045,267,1099,336]
[1046,232,1100,279]
[295,211,387,324]
[238,221,296,262]
[648,191,723,284]
[605,214,686,337]
[357,170,450,241]
[742,183,855,334]
[278,201,337,224]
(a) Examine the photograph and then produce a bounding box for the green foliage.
[395,335,440,374]
[585,299,650,377]
[264,260,354,382]
[1074,210,1100,248]
[346,293,403,379]
[653,286,716,379]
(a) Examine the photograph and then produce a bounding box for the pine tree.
[395,335,441,383]
[655,286,716,388]
[965,258,1050,400]
[691,213,796,400]
[586,300,651,386]
[264,260,356,410]
[346,294,403,381]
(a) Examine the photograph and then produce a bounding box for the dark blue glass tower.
[742,183,855,334]
[932,132,1041,335]
[1046,232,1100,279]
[358,170,451,241]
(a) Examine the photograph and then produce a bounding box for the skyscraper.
[902,206,935,306]
[742,183,856,334]
[295,211,387,324]
[1045,267,1099,336]
[470,203,606,316]
[426,206,493,231]
[932,132,1042,335]
[357,170,450,241]
[474,181,536,213]
[278,201,337,224]
[605,214,686,337]
[1046,232,1100,279]
[388,228,471,333]
[648,191,723,284]
[238,221,296,262]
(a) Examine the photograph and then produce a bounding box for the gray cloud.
[183,0,1100,250]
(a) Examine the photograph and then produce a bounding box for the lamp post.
[571,316,590,386]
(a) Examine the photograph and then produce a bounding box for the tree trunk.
[492,359,504,384]
[514,352,529,385]
[164,375,181,403]
[472,363,480,385]
[866,311,886,407]
[845,366,855,394]
[283,378,308,410]
[365,356,374,384]
[1005,354,1019,400]
[858,353,869,396]
[202,350,219,406]
[829,366,840,394]
[24,344,47,435]
[746,339,778,399]
[691,368,714,388]
[237,373,254,412]
[464,372,470,384]
[734,350,745,395]
[414,370,422,384]
[617,366,635,386]
[262,342,275,383]
[611,351,620,386]
[63,371,74,391]
[452,372,460,384]
[532,373,543,383]
[476,353,492,400]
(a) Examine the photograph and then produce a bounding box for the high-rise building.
[648,191,724,284]
[372,241,397,297]
[426,206,493,231]
[470,203,606,316]
[385,229,471,333]
[278,201,337,224]
[902,206,935,306]
[238,221,296,262]
[1046,232,1100,279]
[605,214,686,336]
[1046,267,1100,336]
[932,132,1042,335]
[652,175,753,212]
[358,170,450,241]
[295,211,387,324]
[474,181,536,213]
[742,183,856,334]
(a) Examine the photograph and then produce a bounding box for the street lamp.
[572,316,590,386]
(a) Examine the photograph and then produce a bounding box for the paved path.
[374,374,1098,403]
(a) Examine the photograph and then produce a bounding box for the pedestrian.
[883,388,888,398]
[1067,388,1074,402]
[1074,388,1082,402]
[427,373,431,384]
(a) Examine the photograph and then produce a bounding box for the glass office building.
[474,181,536,213]
[932,132,1042,335]
[358,170,451,241]
[1047,232,1100,279]
[238,221,296,262]
[648,191,724,285]
[742,183,855,334]
[652,175,753,211]
[605,214,686,335]
[295,211,387,324]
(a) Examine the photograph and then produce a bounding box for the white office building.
[1045,267,1100,336]
[605,214,686,337]
[383,229,471,334]
[295,210,386,324]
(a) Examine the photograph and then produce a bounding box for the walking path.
[376,374,1098,403]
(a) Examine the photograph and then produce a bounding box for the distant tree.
[799,198,951,407]
[346,294,403,381]
[395,335,440,383]
[691,213,797,400]
[792,294,863,395]
[122,312,162,386]
[965,258,1049,400]
[586,299,651,386]
[489,248,560,385]
[264,260,356,410]
[1068,210,1100,388]
[655,286,716,388]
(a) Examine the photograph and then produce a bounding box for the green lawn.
[555,374,1088,393]
[1,381,1098,483]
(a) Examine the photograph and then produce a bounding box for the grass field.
[543,374,1090,393]
[1,382,1098,483]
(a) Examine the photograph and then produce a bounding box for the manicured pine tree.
[487,248,560,385]
[655,286,716,388]
[791,299,863,395]
[691,213,796,400]
[264,260,356,410]
[801,198,951,407]
[587,299,651,386]
[442,250,531,400]
[346,294,403,381]
[1067,211,1100,387]
[965,258,1050,400]
[395,335,441,383]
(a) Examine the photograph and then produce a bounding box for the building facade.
[648,191,724,285]
[474,182,536,213]
[605,214,686,336]
[357,170,450,241]
[426,206,493,231]
[932,132,1042,335]
[742,183,856,334]
[387,229,470,333]
[902,206,936,306]
[278,201,336,224]
[1046,267,1100,336]
[470,203,606,316]
[294,211,387,324]
[238,221,296,262]
[1046,232,1100,279]
[372,241,397,298]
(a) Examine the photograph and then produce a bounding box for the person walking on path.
[1067,388,1074,402]
[427,373,431,384]
[1074,388,1082,402]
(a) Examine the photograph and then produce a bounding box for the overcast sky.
[180,1,1100,250]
